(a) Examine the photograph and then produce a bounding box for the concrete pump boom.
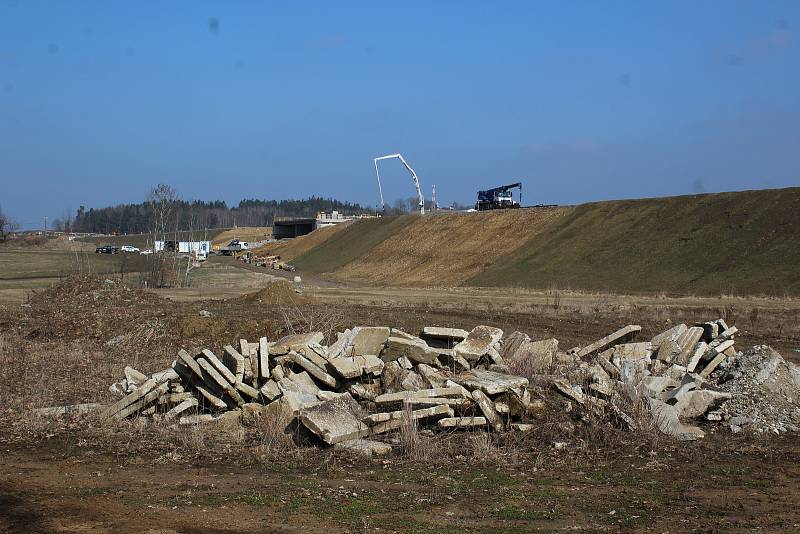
[374,153,425,215]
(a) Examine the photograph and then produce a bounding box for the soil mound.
[239,279,308,306]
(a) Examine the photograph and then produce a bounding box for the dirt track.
[2,432,799,533]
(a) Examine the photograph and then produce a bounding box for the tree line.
[61,195,372,234]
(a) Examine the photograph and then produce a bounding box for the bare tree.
[145,184,179,287]
[0,205,20,242]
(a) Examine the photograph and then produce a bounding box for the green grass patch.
[292,215,417,274]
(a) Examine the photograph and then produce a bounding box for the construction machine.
[374,153,425,214]
[475,182,523,211]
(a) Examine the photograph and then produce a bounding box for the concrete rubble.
[96,318,799,454]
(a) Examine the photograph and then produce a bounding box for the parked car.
[120,245,140,253]
[95,245,118,254]
[139,249,153,255]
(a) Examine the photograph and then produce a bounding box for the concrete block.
[124,366,148,387]
[164,398,198,421]
[698,353,727,379]
[674,326,704,366]
[651,324,687,352]
[197,357,245,406]
[380,336,440,365]
[648,398,704,441]
[102,378,158,419]
[259,379,281,401]
[438,416,487,429]
[375,387,466,405]
[328,356,364,379]
[417,364,449,389]
[150,368,179,382]
[472,390,503,432]
[299,394,369,445]
[259,337,270,379]
[270,332,325,355]
[577,325,641,358]
[333,439,392,457]
[235,379,261,400]
[674,389,732,419]
[438,352,471,372]
[453,325,504,362]
[348,326,391,356]
[223,345,246,382]
[114,382,169,420]
[506,338,558,374]
[288,351,338,389]
[34,403,102,418]
[686,342,708,373]
[202,349,237,385]
[422,326,470,342]
[369,405,454,435]
[452,368,529,395]
[287,370,321,396]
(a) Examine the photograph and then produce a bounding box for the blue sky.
[1,1,798,228]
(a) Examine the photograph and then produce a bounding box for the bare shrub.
[278,304,346,342]
[253,407,300,460]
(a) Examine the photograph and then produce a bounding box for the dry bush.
[253,407,300,460]
[278,304,346,342]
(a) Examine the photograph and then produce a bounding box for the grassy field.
[0,249,150,303]
[77,228,228,249]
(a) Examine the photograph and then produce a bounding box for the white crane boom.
[374,153,425,215]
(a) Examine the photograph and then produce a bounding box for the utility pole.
[43,216,47,234]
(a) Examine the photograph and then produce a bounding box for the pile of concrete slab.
[105,326,535,448]
[541,319,742,441]
[103,318,796,447]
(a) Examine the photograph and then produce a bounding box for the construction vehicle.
[373,153,425,214]
[475,182,523,211]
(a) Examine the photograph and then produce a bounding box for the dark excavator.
[475,182,523,211]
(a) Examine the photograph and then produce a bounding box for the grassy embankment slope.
[471,187,800,296]
[290,187,800,296]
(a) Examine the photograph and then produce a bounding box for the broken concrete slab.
[258,337,270,379]
[417,364,449,389]
[674,389,732,419]
[453,325,504,362]
[422,326,470,342]
[102,378,159,419]
[299,394,369,445]
[333,438,392,457]
[505,338,558,374]
[223,345,246,382]
[124,366,148,387]
[472,390,503,432]
[648,398,705,441]
[259,379,281,401]
[197,357,245,406]
[347,326,390,356]
[577,325,641,358]
[35,403,102,418]
[686,342,709,373]
[287,370,321,396]
[499,331,530,360]
[674,326,704,366]
[202,349,237,385]
[380,336,440,365]
[375,387,467,405]
[235,379,261,401]
[163,398,198,421]
[270,332,325,356]
[698,352,727,379]
[452,368,529,395]
[651,324,687,351]
[438,352,471,372]
[288,351,338,389]
[114,382,169,420]
[328,356,364,379]
[438,416,487,429]
[370,405,454,435]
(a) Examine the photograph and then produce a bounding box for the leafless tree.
[0,205,20,242]
[145,184,179,287]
